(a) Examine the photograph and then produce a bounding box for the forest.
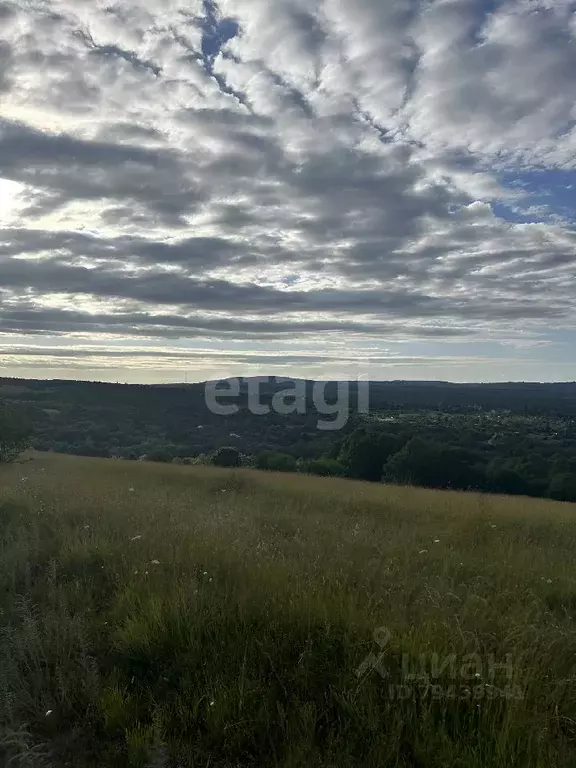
[2,376,576,501]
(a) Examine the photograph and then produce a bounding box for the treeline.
[156,427,576,503]
[2,377,576,502]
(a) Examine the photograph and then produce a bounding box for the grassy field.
[1,454,575,767]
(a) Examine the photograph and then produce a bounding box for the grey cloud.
[406,0,576,161]
[0,119,200,225]
[0,345,413,366]
[0,42,13,92]
[0,228,275,270]
[0,252,569,325]
[0,304,472,341]
[85,42,163,78]
[95,123,166,145]
[0,1,15,18]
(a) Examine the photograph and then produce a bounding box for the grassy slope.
[1,454,575,767]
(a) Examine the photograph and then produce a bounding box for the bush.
[547,472,576,502]
[211,447,241,468]
[255,451,297,472]
[298,458,345,477]
[147,448,173,463]
[0,402,32,464]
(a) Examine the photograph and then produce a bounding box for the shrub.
[211,447,241,468]
[298,458,345,477]
[255,451,297,472]
[547,472,576,502]
[147,448,173,463]
[0,402,32,464]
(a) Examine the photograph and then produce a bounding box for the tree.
[547,472,576,502]
[486,466,530,496]
[339,428,403,481]
[0,402,32,464]
[147,447,173,463]
[212,447,241,468]
[487,456,547,497]
[255,451,297,472]
[384,438,483,490]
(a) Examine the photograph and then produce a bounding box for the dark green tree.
[212,447,241,468]
[255,451,297,472]
[0,402,32,464]
[339,428,403,481]
[384,438,483,490]
[547,472,576,502]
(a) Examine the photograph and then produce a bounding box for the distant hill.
[2,376,576,469]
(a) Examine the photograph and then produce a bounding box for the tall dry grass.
[1,453,575,766]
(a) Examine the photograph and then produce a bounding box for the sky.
[1,0,576,384]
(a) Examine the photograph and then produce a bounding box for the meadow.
[1,453,575,767]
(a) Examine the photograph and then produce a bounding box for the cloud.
[1,0,575,380]
[405,0,576,164]
[0,342,536,383]
[0,41,13,93]
[0,119,200,226]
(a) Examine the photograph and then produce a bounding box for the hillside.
[4,376,576,461]
[1,454,575,766]
[3,377,576,505]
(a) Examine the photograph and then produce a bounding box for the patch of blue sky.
[495,169,576,224]
[200,0,240,68]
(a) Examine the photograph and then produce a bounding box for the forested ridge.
[2,376,576,501]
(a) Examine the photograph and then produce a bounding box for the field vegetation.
[1,454,576,766]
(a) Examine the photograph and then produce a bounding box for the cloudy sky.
[1,0,576,383]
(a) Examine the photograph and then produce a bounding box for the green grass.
[1,453,576,767]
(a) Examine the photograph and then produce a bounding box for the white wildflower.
[150,560,160,565]
[433,539,440,543]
